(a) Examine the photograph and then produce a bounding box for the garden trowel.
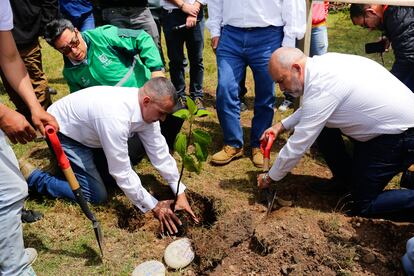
[260,132,277,216]
[45,125,104,257]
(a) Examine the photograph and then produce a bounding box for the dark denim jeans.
[162,9,204,99]
[318,127,414,220]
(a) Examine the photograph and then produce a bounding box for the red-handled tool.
[45,125,104,257]
[260,132,277,216]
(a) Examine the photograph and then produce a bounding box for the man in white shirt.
[258,47,414,220]
[0,0,59,274]
[23,77,198,234]
[207,0,306,168]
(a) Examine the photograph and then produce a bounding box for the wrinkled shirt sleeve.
[206,0,223,38]
[94,118,159,213]
[269,92,340,181]
[281,0,306,47]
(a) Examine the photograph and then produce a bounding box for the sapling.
[172,96,212,212]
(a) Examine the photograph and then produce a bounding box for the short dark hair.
[44,19,75,47]
[350,4,369,18]
[143,77,178,105]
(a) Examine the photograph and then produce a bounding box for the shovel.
[260,132,277,216]
[45,125,104,257]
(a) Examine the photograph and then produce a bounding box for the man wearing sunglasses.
[350,4,414,92]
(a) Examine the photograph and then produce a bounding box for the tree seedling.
[171,97,212,235]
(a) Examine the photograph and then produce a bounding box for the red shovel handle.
[260,132,275,159]
[45,125,70,170]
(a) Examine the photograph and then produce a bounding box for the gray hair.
[142,77,177,105]
[43,19,75,46]
[272,47,307,70]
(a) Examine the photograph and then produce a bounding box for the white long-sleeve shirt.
[47,86,185,213]
[206,0,306,47]
[269,53,414,181]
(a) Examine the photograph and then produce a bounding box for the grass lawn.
[0,10,399,275]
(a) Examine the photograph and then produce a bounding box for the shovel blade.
[266,190,277,216]
[92,221,104,257]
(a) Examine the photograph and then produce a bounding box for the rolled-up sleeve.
[281,0,306,47]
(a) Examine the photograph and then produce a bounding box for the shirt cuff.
[281,35,296,48]
[169,181,186,195]
[135,191,159,213]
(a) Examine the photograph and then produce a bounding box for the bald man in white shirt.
[22,77,198,234]
[207,0,306,168]
[258,47,414,220]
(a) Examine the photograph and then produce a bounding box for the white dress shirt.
[47,86,185,213]
[206,0,306,47]
[161,0,206,11]
[0,0,13,31]
[269,53,414,181]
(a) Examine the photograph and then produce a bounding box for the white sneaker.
[25,248,37,266]
[278,99,293,112]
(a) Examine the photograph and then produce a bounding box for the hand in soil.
[175,193,200,224]
[152,200,182,235]
[257,173,271,189]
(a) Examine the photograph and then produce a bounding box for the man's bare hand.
[30,106,59,137]
[181,3,200,17]
[175,193,200,224]
[260,122,285,142]
[0,105,36,144]
[211,36,220,53]
[152,200,182,235]
[151,70,165,78]
[186,15,197,28]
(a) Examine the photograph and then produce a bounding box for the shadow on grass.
[25,233,103,266]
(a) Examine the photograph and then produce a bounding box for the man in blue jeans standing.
[207,0,306,168]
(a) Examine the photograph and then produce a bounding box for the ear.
[142,95,151,105]
[365,8,377,16]
[291,63,302,75]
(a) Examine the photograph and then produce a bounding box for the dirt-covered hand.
[175,193,200,224]
[259,122,285,142]
[257,173,273,190]
[152,200,182,235]
[0,104,36,144]
[30,106,59,137]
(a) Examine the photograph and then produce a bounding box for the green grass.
[1,11,399,275]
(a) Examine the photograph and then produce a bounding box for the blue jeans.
[27,133,111,204]
[310,25,328,57]
[391,61,414,93]
[216,25,282,148]
[0,131,35,275]
[62,12,95,31]
[162,9,204,99]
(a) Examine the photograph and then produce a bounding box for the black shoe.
[194,98,207,117]
[176,97,187,111]
[21,208,43,223]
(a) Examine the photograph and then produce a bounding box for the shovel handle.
[45,125,70,170]
[260,132,275,159]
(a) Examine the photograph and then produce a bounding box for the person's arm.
[206,0,222,52]
[165,0,201,16]
[281,0,307,47]
[0,30,58,137]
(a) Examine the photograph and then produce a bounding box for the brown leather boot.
[211,145,244,165]
[252,147,264,168]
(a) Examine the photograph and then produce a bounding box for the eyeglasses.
[362,14,369,28]
[57,30,80,55]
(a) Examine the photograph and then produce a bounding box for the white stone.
[164,238,195,269]
[132,260,165,276]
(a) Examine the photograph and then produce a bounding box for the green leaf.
[196,109,212,117]
[186,96,197,115]
[194,142,208,162]
[192,129,212,146]
[173,109,190,120]
[183,154,197,172]
[174,133,187,158]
